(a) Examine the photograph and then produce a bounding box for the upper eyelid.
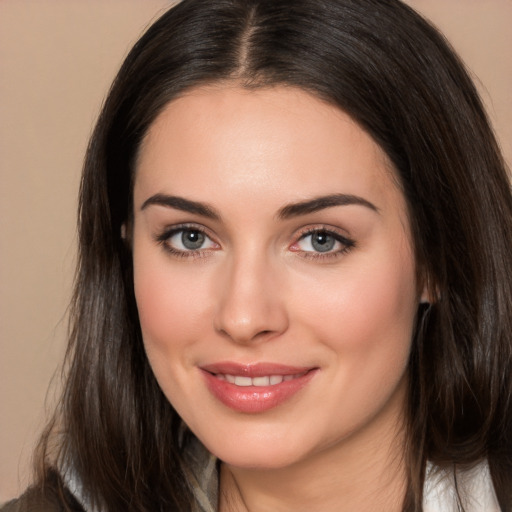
[294,224,353,241]
[157,223,215,239]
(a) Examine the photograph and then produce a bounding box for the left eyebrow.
[140,193,221,220]
[278,193,379,219]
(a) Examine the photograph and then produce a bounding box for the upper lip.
[201,361,316,377]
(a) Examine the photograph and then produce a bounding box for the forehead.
[134,85,403,214]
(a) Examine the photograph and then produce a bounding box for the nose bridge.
[213,245,288,344]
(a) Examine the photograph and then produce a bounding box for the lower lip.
[201,369,317,413]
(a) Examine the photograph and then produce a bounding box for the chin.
[201,429,315,470]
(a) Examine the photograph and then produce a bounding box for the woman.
[3,0,512,510]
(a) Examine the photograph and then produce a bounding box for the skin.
[132,85,426,511]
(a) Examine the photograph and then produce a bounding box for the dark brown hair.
[36,0,512,510]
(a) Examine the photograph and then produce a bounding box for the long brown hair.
[36,0,512,510]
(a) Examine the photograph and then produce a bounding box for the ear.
[419,287,430,304]
[120,222,133,248]
[419,274,438,304]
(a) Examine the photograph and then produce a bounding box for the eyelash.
[292,226,355,261]
[154,224,355,261]
[155,224,218,260]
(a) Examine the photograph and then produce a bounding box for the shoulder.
[1,473,85,512]
[1,491,74,512]
[1,490,58,512]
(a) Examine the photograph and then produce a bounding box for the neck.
[219,390,408,512]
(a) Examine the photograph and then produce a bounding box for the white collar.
[63,445,500,512]
[423,460,500,511]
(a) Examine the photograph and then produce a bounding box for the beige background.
[0,0,510,504]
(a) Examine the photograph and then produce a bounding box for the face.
[132,85,422,470]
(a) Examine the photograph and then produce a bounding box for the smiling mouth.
[213,372,309,387]
[200,363,317,413]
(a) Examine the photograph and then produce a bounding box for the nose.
[213,253,289,345]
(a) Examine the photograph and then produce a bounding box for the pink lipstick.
[200,362,317,413]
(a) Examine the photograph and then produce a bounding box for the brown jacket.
[1,472,84,512]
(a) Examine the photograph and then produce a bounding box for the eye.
[157,226,218,255]
[171,229,208,250]
[293,229,354,256]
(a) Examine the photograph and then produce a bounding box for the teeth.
[234,376,252,386]
[217,373,304,387]
[252,376,270,386]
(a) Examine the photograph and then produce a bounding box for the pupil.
[182,230,205,250]
[312,232,335,252]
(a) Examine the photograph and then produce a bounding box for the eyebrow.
[278,193,379,219]
[140,192,379,220]
[141,194,221,220]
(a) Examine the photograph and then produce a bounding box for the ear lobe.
[120,222,133,249]
[419,287,430,304]
[419,276,439,304]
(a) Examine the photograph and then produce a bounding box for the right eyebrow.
[140,194,221,220]
[278,193,379,219]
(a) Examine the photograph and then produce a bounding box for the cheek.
[294,250,417,432]
[136,274,200,341]
[133,248,210,364]
[295,247,418,365]
[133,253,216,417]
